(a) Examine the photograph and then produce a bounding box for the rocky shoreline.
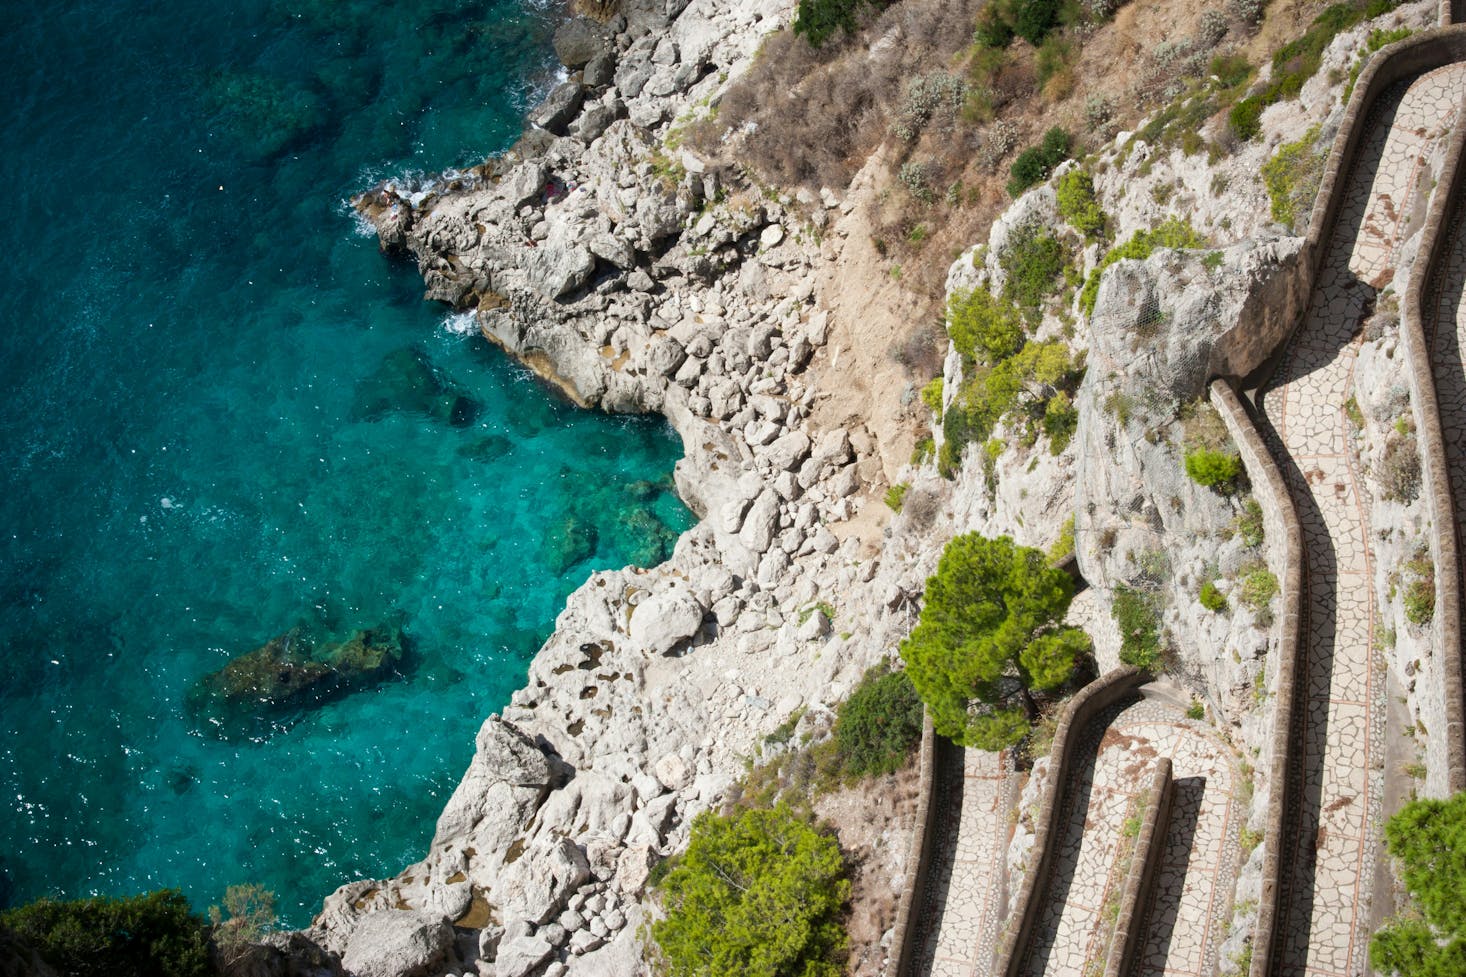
[257,0,1453,973]
[277,1,951,975]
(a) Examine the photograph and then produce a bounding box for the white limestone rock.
[339,911,453,977]
[628,585,705,655]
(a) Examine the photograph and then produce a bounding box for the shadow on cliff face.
[186,622,415,741]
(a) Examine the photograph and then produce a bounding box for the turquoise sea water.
[0,0,689,925]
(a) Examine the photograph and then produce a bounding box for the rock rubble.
[287,0,947,974]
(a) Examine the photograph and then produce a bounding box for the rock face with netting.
[1073,238,1305,719]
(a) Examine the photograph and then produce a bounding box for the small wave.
[441,311,480,336]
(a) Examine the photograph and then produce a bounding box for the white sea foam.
[442,311,480,336]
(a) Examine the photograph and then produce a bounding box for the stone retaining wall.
[891,712,938,977]
[1209,378,1305,977]
[994,666,1147,977]
[1399,110,1466,795]
[1301,28,1466,298]
[1103,758,1175,977]
[1234,27,1466,977]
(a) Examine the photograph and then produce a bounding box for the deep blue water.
[0,0,688,925]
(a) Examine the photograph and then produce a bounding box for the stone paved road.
[912,744,1013,977]
[1015,692,1240,977]
[1257,65,1466,977]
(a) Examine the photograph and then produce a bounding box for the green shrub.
[833,661,925,777]
[1402,551,1435,626]
[1112,585,1163,671]
[912,436,936,465]
[1228,94,1266,141]
[1055,169,1107,239]
[975,6,1015,47]
[1000,224,1066,314]
[1262,125,1326,230]
[1047,514,1076,565]
[1080,218,1206,315]
[1043,392,1078,453]
[884,482,910,512]
[1186,699,1206,720]
[1236,498,1265,548]
[1185,448,1243,489]
[208,884,276,971]
[1229,0,1402,141]
[920,377,944,415]
[1239,566,1279,610]
[1404,577,1435,626]
[653,804,849,977]
[1013,0,1064,44]
[0,890,213,977]
[947,287,1024,366]
[939,340,1083,473]
[901,534,1090,749]
[792,0,887,46]
[1007,127,1073,198]
[1199,580,1228,612]
[1369,790,1466,975]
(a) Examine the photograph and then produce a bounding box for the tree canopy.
[652,804,850,977]
[900,533,1089,749]
[0,890,213,977]
[1370,790,1466,975]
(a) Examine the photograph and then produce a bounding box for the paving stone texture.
[1015,694,1240,977]
[913,745,1014,977]
[1257,65,1466,977]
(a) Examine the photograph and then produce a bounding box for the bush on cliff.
[901,534,1090,750]
[652,804,850,977]
[1007,127,1072,198]
[1370,790,1466,975]
[1079,218,1206,316]
[938,339,1085,476]
[792,0,888,47]
[834,660,925,777]
[1056,168,1107,240]
[1185,447,1243,490]
[0,890,214,977]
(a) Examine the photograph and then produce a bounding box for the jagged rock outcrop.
[1073,238,1306,721]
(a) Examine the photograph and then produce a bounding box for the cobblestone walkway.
[1016,693,1239,977]
[913,743,1013,977]
[1257,65,1466,977]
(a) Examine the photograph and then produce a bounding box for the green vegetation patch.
[948,287,1024,367]
[0,890,214,977]
[1112,584,1164,671]
[653,804,850,977]
[1238,564,1279,610]
[1056,168,1107,240]
[1370,790,1466,975]
[833,660,925,777]
[1262,125,1327,230]
[974,0,1066,49]
[1079,218,1206,316]
[1185,447,1243,490]
[1230,0,1403,140]
[1007,127,1073,198]
[901,533,1091,750]
[1199,580,1228,612]
[999,222,1067,316]
[884,482,910,512]
[792,0,891,46]
[939,340,1084,475]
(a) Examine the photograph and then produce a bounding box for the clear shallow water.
[0,0,689,925]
